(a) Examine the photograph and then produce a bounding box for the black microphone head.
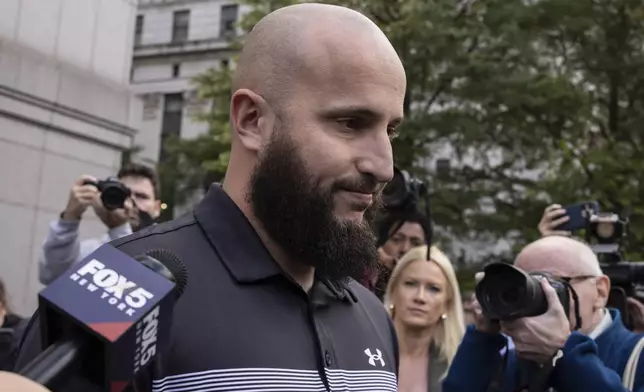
[139,249,188,300]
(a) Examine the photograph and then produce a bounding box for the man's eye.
[388,127,399,140]
[338,118,361,130]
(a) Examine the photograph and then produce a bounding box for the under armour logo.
[364,348,385,367]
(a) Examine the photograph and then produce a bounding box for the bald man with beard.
[444,236,644,392]
[16,3,405,392]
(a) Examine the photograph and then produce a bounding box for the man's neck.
[582,308,609,336]
[222,180,316,292]
[395,319,433,358]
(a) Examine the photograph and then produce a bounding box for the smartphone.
[554,200,599,232]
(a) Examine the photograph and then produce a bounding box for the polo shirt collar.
[194,184,353,302]
[194,184,281,282]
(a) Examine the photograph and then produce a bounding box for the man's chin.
[335,211,366,224]
[129,218,140,230]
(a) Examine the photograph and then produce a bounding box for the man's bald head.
[232,3,403,109]
[224,3,406,286]
[514,236,611,334]
[515,236,602,276]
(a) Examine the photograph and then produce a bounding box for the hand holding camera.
[471,273,501,334]
[62,175,134,229]
[501,278,570,364]
[62,175,100,221]
[92,194,133,230]
[475,264,573,364]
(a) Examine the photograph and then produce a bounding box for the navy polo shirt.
[17,184,399,391]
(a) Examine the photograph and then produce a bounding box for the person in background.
[364,211,431,299]
[384,245,465,392]
[38,163,161,285]
[0,279,28,371]
[462,291,476,326]
[443,236,644,392]
[538,203,571,237]
[538,203,644,333]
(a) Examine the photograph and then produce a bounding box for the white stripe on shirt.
[151,368,397,392]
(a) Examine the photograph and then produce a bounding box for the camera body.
[582,209,644,328]
[382,167,426,212]
[476,263,571,320]
[82,177,131,211]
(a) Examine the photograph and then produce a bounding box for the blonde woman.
[384,245,465,392]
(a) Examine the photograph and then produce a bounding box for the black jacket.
[0,313,29,371]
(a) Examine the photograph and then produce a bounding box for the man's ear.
[595,275,611,308]
[230,89,271,152]
[152,199,162,219]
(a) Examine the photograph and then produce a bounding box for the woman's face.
[392,260,450,329]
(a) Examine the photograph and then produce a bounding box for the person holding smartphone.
[538,204,572,237]
[537,203,644,334]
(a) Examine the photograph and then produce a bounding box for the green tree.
[159,0,644,265]
[532,0,644,260]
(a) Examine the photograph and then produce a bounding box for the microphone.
[18,245,188,392]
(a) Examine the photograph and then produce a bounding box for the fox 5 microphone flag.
[37,244,176,392]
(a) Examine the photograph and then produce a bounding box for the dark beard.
[247,129,382,284]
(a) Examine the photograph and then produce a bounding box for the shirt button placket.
[324,350,333,367]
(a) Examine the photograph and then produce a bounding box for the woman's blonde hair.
[383,245,465,373]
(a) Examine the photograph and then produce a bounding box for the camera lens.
[476,263,548,320]
[101,184,129,210]
[382,168,407,209]
[499,285,524,305]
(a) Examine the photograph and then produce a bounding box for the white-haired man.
[444,236,644,391]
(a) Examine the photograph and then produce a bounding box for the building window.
[134,15,144,46]
[160,93,184,160]
[159,93,185,221]
[172,64,180,78]
[220,4,238,38]
[221,59,229,69]
[172,10,190,43]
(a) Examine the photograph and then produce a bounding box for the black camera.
[583,210,644,328]
[382,167,426,212]
[586,211,627,254]
[82,177,131,211]
[475,263,571,321]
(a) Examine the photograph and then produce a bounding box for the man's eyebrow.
[321,105,404,126]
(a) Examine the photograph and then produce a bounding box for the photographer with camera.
[38,163,161,285]
[363,210,431,299]
[443,235,644,392]
[361,167,432,299]
[537,202,644,334]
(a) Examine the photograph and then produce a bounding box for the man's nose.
[355,131,394,184]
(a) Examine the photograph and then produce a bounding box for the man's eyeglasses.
[532,272,597,284]
[559,275,598,284]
